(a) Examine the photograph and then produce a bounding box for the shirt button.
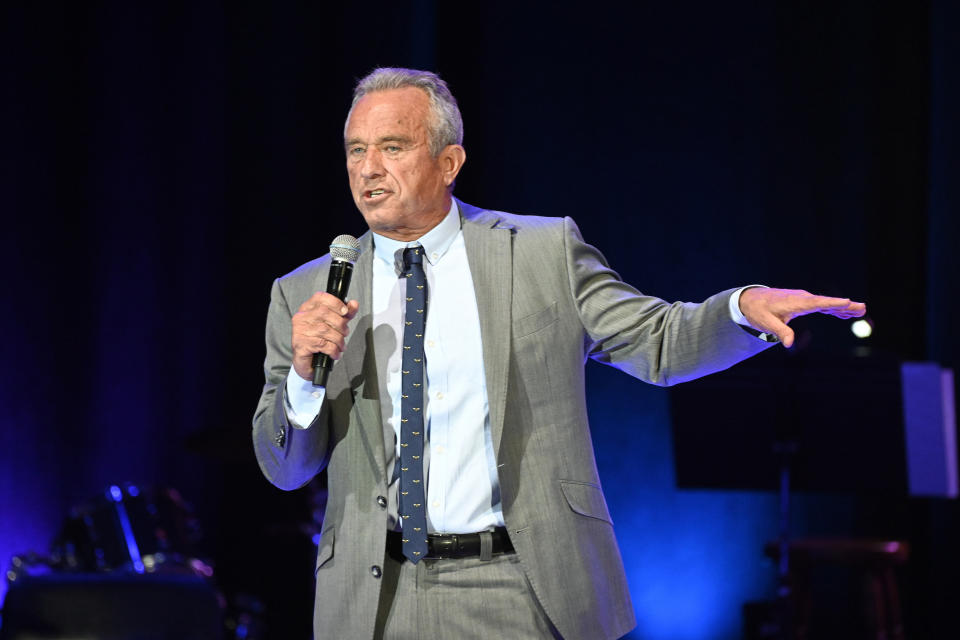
[427,340,435,348]
[432,500,440,508]
[435,445,445,455]
[311,390,322,399]
[377,496,387,509]
[431,252,438,260]
[371,565,382,579]
[436,392,444,400]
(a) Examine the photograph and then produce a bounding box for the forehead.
[345,87,431,141]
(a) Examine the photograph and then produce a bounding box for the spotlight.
[851,318,873,339]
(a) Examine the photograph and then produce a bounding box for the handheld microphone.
[312,234,361,386]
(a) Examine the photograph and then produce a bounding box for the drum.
[51,484,210,577]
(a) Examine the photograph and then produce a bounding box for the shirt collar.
[371,199,461,273]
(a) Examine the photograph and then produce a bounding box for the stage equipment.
[49,484,207,575]
[1,572,223,640]
[671,349,955,639]
[2,484,264,640]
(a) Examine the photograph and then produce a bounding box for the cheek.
[402,165,429,188]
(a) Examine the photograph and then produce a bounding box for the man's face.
[344,87,463,241]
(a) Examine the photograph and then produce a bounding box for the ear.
[438,145,466,187]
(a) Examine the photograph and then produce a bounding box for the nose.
[360,147,384,180]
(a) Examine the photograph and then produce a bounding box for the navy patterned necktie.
[399,246,428,563]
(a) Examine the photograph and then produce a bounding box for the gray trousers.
[373,546,562,639]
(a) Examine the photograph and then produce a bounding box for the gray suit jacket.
[253,200,771,639]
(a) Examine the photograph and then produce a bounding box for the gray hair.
[345,67,464,156]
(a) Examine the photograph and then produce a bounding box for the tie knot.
[403,246,424,269]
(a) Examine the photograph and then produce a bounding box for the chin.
[359,208,399,233]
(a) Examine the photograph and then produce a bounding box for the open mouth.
[364,188,390,201]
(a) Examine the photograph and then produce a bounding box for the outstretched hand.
[738,288,866,348]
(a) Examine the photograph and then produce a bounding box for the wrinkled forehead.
[344,87,432,141]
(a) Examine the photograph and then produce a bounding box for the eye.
[384,145,401,153]
[348,146,365,157]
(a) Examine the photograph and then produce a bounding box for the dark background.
[2,1,958,638]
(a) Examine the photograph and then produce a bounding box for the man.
[253,68,865,639]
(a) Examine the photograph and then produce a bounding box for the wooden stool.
[764,539,910,640]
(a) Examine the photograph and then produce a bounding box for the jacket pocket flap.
[315,528,335,572]
[560,480,613,525]
[514,301,559,338]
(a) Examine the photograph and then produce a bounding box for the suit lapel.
[340,232,388,483]
[460,201,513,455]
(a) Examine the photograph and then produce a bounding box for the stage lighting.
[851,318,873,338]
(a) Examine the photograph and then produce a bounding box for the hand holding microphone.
[290,235,361,385]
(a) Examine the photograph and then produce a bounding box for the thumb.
[759,313,794,348]
[779,326,796,349]
[770,317,795,349]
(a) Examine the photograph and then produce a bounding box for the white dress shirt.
[286,201,504,533]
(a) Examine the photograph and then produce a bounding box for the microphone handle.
[312,260,354,386]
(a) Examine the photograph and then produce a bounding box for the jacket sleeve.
[563,216,772,386]
[252,277,331,490]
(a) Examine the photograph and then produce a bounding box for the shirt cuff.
[728,285,780,343]
[284,367,326,429]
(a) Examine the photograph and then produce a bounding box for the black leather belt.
[387,526,515,560]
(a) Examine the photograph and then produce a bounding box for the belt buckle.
[429,534,458,558]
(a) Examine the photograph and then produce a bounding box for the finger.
[310,326,347,352]
[817,300,867,319]
[298,290,329,313]
[293,318,347,353]
[311,298,359,333]
[316,291,350,315]
[345,299,360,318]
[301,313,351,338]
[796,295,852,312]
[295,301,352,335]
[299,291,349,315]
[760,313,795,348]
[843,300,866,316]
[296,336,343,360]
[314,337,343,360]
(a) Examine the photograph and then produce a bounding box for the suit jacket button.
[370,565,382,579]
[377,496,387,509]
[274,430,285,447]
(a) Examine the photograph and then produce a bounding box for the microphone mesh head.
[329,234,361,263]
